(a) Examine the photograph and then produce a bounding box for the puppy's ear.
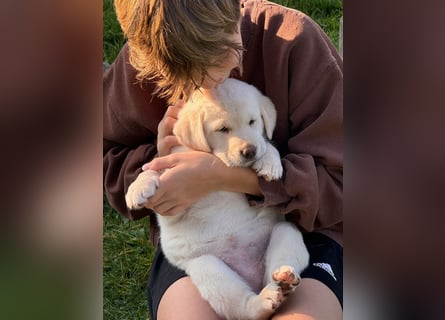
[173,108,211,152]
[259,95,277,139]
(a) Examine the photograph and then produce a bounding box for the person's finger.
[173,99,185,108]
[143,185,166,206]
[142,152,178,171]
[157,134,181,157]
[147,154,178,172]
[163,135,181,151]
[162,205,186,216]
[141,162,151,171]
[145,193,171,214]
[152,202,172,215]
[143,192,167,211]
[158,116,176,138]
[158,102,184,137]
[154,203,186,217]
[163,100,184,119]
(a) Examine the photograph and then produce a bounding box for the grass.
[103,1,342,319]
[103,0,126,64]
[102,0,342,64]
[103,197,155,320]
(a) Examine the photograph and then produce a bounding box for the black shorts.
[146,232,343,319]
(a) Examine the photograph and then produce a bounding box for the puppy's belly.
[218,233,269,293]
[163,227,272,292]
[159,191,279,292]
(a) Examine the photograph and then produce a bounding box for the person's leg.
[147,246,221,320]
[149,232,342,320]
[157,276,221,320]
[159,253,285,320]
[272,232,343,320]
[272,278,342,320]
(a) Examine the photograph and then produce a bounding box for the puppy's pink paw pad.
[272,265,300,295]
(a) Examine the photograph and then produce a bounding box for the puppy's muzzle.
[240,145,257,160]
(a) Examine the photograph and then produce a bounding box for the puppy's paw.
[125,170,160,210]
[252,156,283,181]
[252,282,285,320]
[272,265,301,296]
[252,143,283,181]
[259,283,283,311]
[246,283,283,320]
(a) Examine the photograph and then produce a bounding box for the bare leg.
[272,278,342,320]
[157,276,221,320]
[185,254,282,320]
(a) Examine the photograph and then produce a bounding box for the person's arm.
[240,4,343,233]
[253,61,343,232]
[218,164,262,196]
[103,44,166,220]
[146,153,262,196]
[141,150,261,216]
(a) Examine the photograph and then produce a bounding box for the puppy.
[126,79,309,320]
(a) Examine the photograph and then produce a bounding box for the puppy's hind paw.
[125,170,160,210]
[259,283,283,311]
[246,283,283,320]
[272,265,301,296]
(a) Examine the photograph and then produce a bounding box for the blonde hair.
[115,0,243,104]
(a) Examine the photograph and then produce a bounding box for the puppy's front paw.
[252,155,283,181]
[252,143,283,181]
[272,265,301,296]
[125,170,160,210]
[253,160,283,181]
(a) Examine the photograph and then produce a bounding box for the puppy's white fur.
[126,79,309,320]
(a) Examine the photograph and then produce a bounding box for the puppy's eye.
[249,119,256,126]
[216,126,231,134]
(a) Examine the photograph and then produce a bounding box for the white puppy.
[126,79,309,320]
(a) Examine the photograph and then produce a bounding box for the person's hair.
[115,0,243,104]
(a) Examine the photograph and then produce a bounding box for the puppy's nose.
[240,145,257,160]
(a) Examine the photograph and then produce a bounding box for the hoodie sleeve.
[103,44,166,220]
[245,4,343,233]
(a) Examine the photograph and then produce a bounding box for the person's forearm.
[145,151,263,197]
[104,142,157,220]
[217,165,262,196]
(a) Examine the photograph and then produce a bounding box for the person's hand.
[157,100,184,157]
[141,150,262,216]
[142,151,227,216]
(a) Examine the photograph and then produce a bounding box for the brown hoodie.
[103,0,343,246]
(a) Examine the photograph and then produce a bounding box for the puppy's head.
[173,79,277,168]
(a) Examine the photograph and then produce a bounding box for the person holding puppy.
[104,0,343,319]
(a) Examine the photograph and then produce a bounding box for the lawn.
[103,1,342,319]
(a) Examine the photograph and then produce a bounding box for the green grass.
[273,0,343,48]
[102,0,342,63]
[103,0,126,64]
[103,1,342,319]
[103,196,155,320]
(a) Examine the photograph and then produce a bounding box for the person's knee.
[157,277,221,320]
[272,278,342,320]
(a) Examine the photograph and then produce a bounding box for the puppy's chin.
[217,154,257,168]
